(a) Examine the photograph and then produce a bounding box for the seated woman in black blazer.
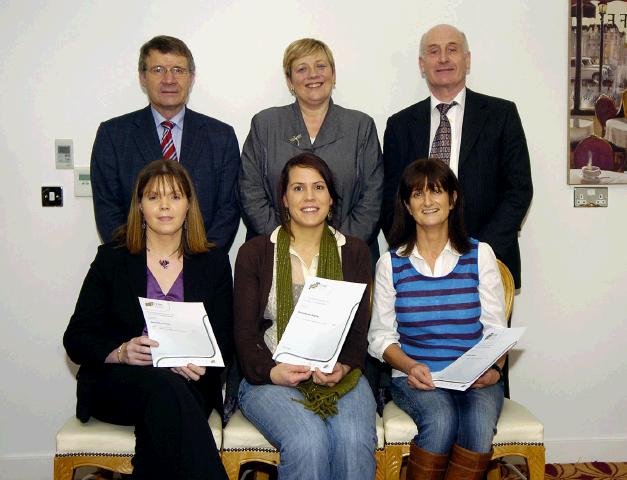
[63,159,232,480]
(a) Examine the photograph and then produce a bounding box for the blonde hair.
[118,159,212,255]
[283,38,335,78]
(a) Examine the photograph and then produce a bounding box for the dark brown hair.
[277,153,340,238]
[138,35,195,74]
[387,158,470,255]
[115,159,211,255]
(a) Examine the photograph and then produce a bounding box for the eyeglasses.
[146,66,190,77]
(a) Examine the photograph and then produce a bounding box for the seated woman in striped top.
[367,158,507,480]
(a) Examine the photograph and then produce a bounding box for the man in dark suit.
[91,35,240,249]
[381,24,532,288]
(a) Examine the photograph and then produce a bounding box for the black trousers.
[89,364,227,480]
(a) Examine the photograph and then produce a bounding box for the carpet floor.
[77,461,627,479]
[500,461,627,479]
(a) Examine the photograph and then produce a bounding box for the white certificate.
[272,277,367,373]
[138,297,225,368]
[431,327,526,391]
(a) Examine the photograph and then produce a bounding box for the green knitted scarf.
[276,225,361,419]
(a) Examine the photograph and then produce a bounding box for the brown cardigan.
[234,233,372,384]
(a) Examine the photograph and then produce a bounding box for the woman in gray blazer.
[239,38,383,258]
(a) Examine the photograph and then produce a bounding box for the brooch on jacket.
[288,134,302,147]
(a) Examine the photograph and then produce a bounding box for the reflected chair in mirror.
[54,411,223,480]
[572,135,615,171]
[382,260,545,480]
[220,408,386,480]
[595,94,619,136]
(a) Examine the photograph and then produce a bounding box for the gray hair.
[138,35,196,74]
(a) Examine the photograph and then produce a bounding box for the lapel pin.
[289,134,302,147]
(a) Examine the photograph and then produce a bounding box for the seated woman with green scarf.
[234,152,377,480]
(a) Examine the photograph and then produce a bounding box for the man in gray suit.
[91,35,240,249]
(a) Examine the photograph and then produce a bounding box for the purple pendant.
[159,259,170,269]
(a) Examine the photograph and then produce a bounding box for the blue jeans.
[391,376,504,454]
[239,376,377,480]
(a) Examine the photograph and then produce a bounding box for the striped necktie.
[429,102,457,165]
[160,121,178,161]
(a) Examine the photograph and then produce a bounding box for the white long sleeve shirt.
[367,240,506,377]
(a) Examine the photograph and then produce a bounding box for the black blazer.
[63,243,233,422]
[90,106,241,250]
[381,89,533,287]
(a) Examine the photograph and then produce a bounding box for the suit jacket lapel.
[459,89,488,168]
[279,101,312,150]
[312,99,343,148]
[126,249,148,300]
[180,107,204,171]
[126,250,148,333]
[280,100,343,150]
[183,255,202,302]
[410,98,431,158]
[134,106,163,163]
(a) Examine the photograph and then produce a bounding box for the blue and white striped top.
[391,238,483,372]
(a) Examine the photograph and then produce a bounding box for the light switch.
[42,186,63,207]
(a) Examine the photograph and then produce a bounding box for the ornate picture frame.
[569,0,627,184]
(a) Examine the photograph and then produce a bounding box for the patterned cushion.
[382,398,543,445]
[56,410,222,455]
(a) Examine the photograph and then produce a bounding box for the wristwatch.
[490,364,503,382]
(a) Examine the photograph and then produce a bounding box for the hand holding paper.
[138,298,225,368]
[123,336,158,366]
[431,327,526,391]
[272,277,366,373]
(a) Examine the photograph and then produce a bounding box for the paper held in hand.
[272,277,367,373]
[139,297,225,368]
[431,327,526,391]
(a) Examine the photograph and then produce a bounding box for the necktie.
[160,121,178,161]
[429,102,457,165]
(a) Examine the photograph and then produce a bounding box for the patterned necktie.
[429,102,457,165]
[160,121,178,161]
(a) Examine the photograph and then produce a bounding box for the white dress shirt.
[428,88,466,174]
[367,240,506,377]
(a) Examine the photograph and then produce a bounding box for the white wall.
[1,0,626,477]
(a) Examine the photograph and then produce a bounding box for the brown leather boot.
[406,442,448,480]
[444,444,493,480]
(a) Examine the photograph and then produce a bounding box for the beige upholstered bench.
[221,409,387,480]
[54,410,222,480]
[382,398,545,480]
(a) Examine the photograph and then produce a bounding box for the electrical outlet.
[574,187,608,208]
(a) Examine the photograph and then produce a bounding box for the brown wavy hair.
[387,158,470,256]
[114,159,212,255]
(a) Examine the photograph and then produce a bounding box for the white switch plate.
[574,187,608,207]
[55,139,74,169]
[74,166,92,197]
